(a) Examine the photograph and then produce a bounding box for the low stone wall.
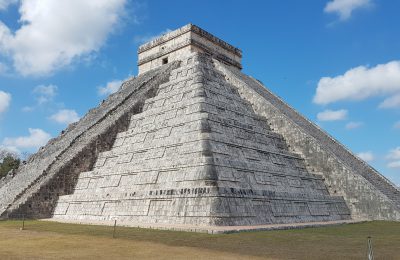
[1,61,180,218]
[215,60,400,221]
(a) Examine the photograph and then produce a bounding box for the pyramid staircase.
[52,54,351,226]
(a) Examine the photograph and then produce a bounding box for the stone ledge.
[138,38,242,70]
[44,218,365,234]
[138,24,242,57]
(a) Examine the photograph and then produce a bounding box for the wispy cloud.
[387,161,400,169]
[22,84,58,112]
[33,84,57,105]
[21,106,34,112]
[0,0,17,11]
[379,94,400,109]
[346,121,363,130]
[386,147,400,169]
[0,62,8,74]
[357,151,374,162]
[324,0,371,21]
[0,90,11,115]
[98,79,123,96]
[49,109,80,125]
[317,109,348,121]
[134,28,172,44]
[387,147,400,160]
[2,128,51,152]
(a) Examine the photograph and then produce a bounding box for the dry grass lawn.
[0,220,399,259]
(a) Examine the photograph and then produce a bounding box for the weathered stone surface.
[1,24,398,228]
[214,60,400,221]
[138,24,242,74]
[0,61,180,218]
[51,54,350,226]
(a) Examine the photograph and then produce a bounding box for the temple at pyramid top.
[137,24,242,74]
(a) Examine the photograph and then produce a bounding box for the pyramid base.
[45,218,363,234]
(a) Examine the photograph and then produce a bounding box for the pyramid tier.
[52,54,350,226]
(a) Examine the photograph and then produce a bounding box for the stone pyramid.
[1,24,399,230]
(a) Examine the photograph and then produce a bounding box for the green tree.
[0,151,20,179]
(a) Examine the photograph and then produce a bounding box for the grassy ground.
[0,220,399,259]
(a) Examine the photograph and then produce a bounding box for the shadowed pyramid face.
[52,53,350,226]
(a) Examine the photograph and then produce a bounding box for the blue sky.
[0,0,399,185]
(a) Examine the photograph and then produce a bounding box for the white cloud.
[387,147,400,160]
[386,147,400,169]
[314,61,400,105]
[33,84,57,104]
[49,109,79,124]
[357,151,374,162]
[0,90,11,115]
[324,0,371,21]
[134,28,172,44]
[0,62,7,74]
[345,121,363,129]
[2,128,51,150]
[379,94,400,109]
[21,84,57,112]
[387,161,400,169]
[317,109,348,121]
[0,0,17,10]
[0,145,19,159]
[0,0,127,76]
[21,106,34,112]
[98,79,123,96]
